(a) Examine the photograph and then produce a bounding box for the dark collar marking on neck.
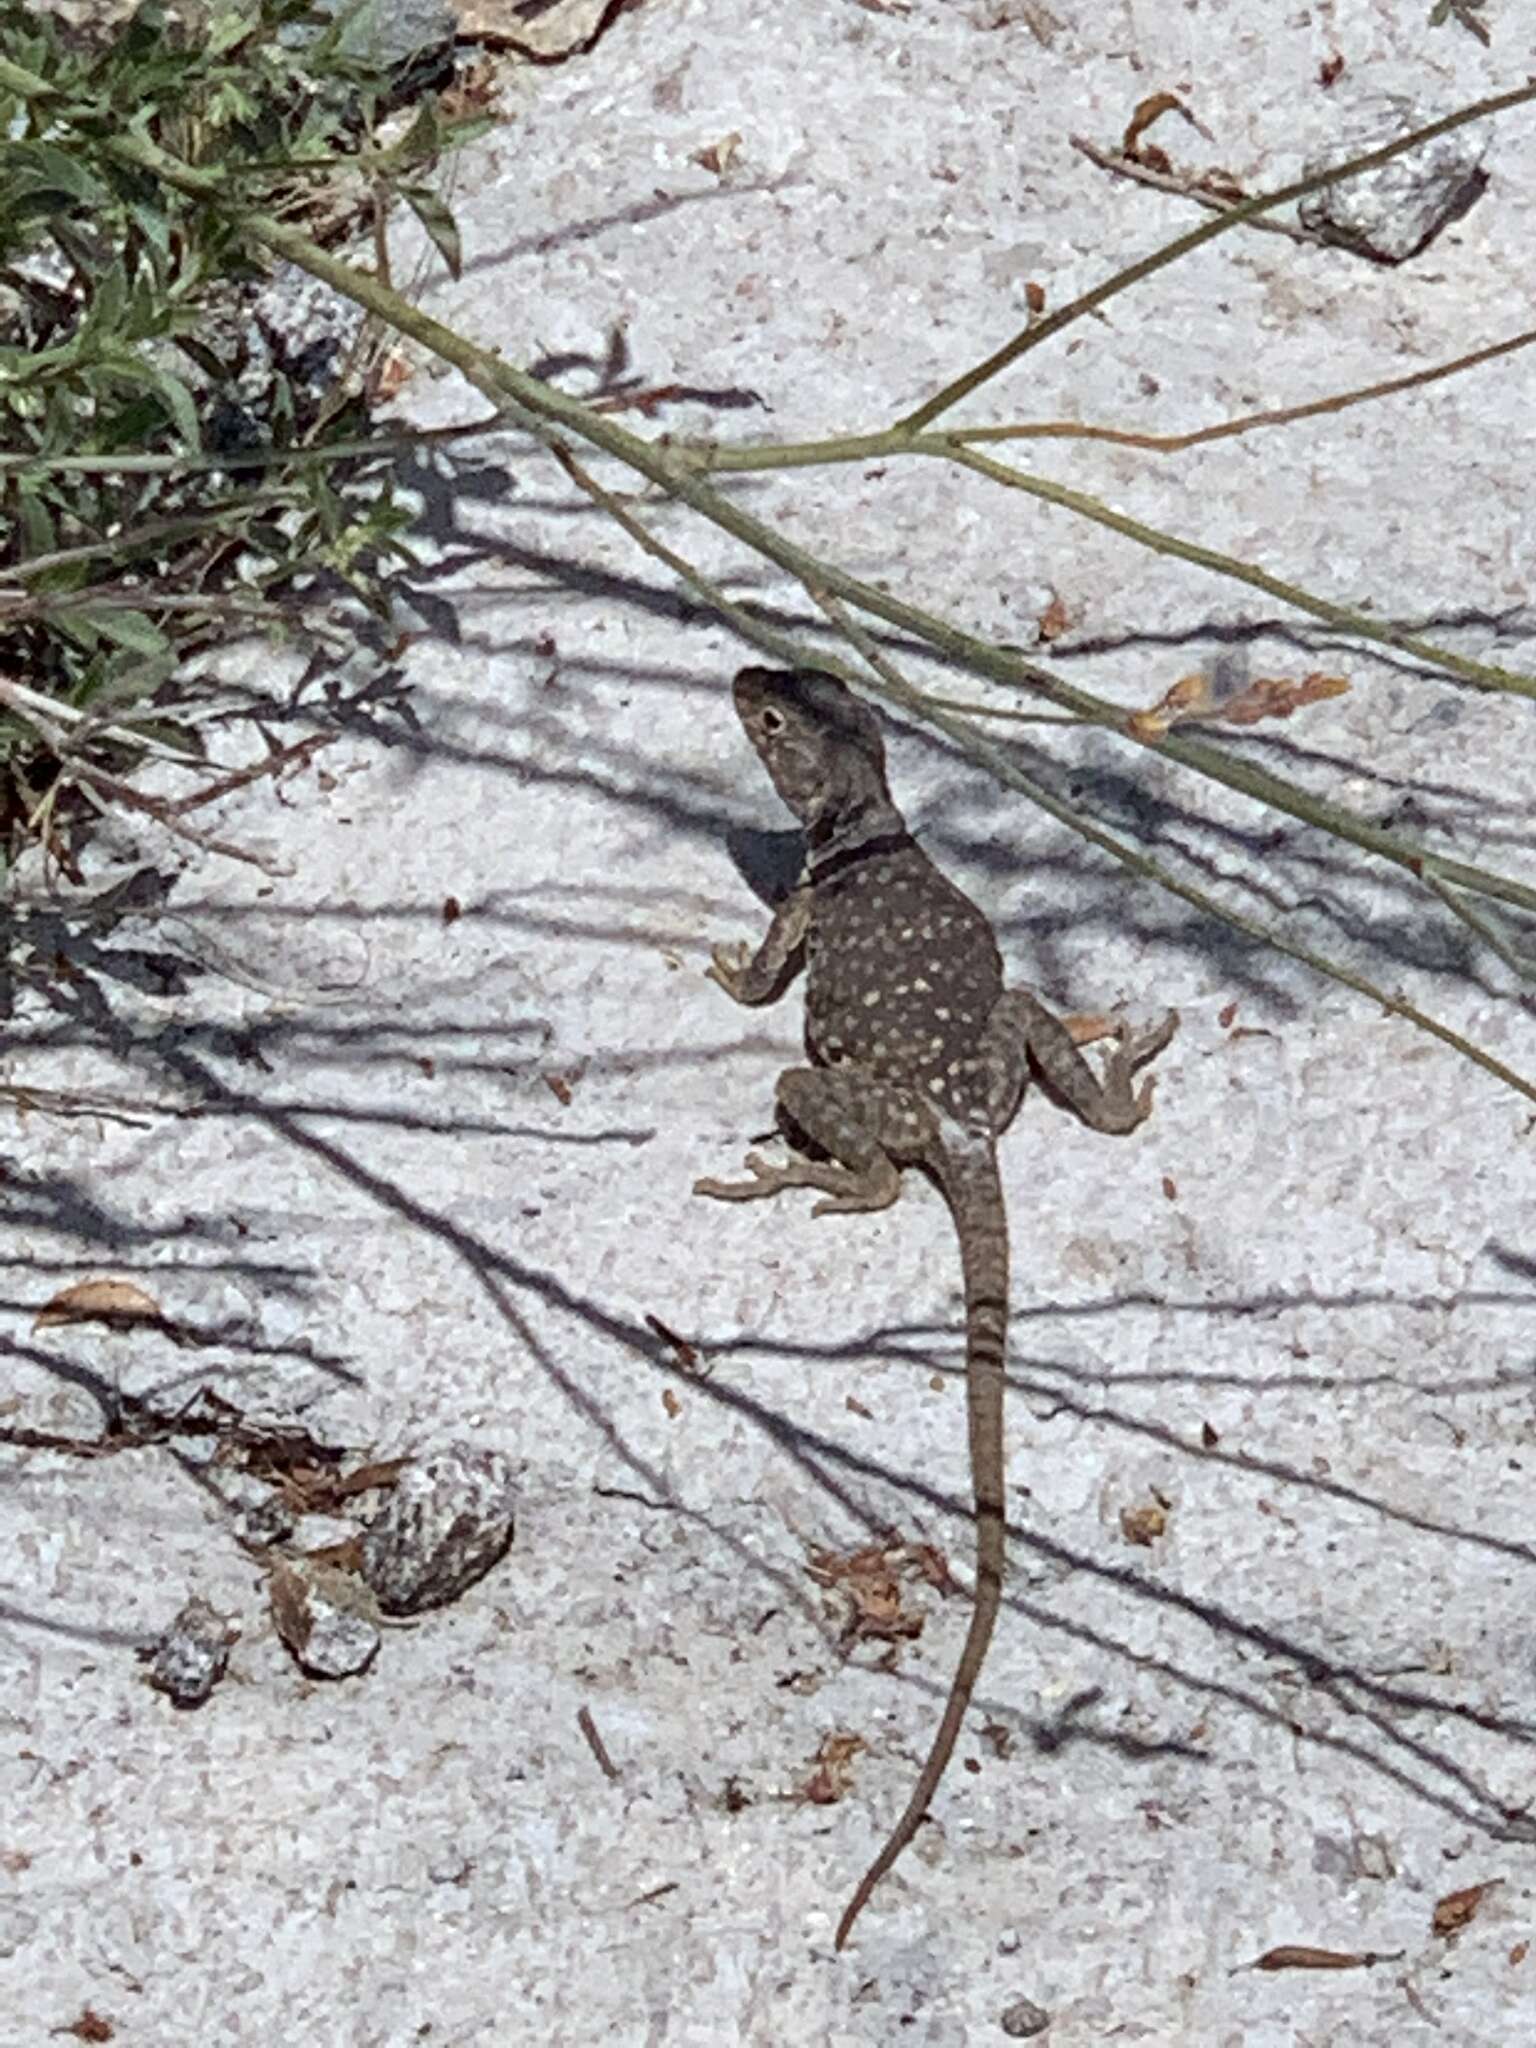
[809,828,914,887]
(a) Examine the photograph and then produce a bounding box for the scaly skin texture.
[696,666,1177,1950]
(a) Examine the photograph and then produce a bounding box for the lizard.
[694,664,1177,1950]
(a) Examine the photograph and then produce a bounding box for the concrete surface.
[4,1,1536,2042]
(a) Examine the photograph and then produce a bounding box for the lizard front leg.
[984,989,1178,1135]
[704,884,812,1007]
[694,1067,933,1215]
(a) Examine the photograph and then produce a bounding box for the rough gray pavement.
[4,3,1536,2042]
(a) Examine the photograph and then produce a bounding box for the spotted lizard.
[695,665,1177,1949]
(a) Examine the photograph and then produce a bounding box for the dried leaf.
[806,1538,940,1644]
[973,2,1065,44]
[1127,669,1349,742]
[1121,93,1213,162]
[662,1388,682,1419]
[1212,671,1350,727]
[34,1278,162,1331]
[439,59,500,121]
[60,2013,114,2044]
[1125,672,1212,741]
[368,350,415,403]
[543,1072,574,1106]
[1195,166,1247,203]
[1036,592,1071,641]
[1319,52,1346,86]
[268,1560,312,1656]
[799,1731,865,1805]
[691,132,742,176]
[1120,1497,1168,1547]
[1434,1878,1502,1937]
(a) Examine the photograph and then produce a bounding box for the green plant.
[0,0,486,863]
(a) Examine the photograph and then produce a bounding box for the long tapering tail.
[835,1137,1010,1949]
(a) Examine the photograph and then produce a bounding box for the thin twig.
[951,327,1536,455]
[797,587,1536,1107]
[1423,876,1536,982]
[166,731,337,816]
[899,82,1536,428]
[6,59,1530,1098]
[1069,134,1332,246]
[546,454,1536,1108]
[576,1704,622,1782]
[945,439,1536,706]
[0,417,509,477]
[60,763,288,872]
[0,675,211,767]
[0,1081,172,1126]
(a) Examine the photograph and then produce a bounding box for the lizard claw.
[1122,1008,1179,1068]
[1098,1010,1178,1130]
[705,940,753,996]
[693,1151,782,1201]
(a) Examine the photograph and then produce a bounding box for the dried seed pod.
[142,1596,239,1708]
[359,1443,517,1616]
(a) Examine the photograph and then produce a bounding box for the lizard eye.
[759,705,786,736]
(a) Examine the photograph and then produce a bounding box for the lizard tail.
[835,1137,1009,1950]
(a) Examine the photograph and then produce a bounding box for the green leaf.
[11,141,110,210]
[89,648,178,705]
[127,197,172,260]
[383,98,440,171]
[206,4,258,57]
[61,606,167,655]
[80,608,171,657]
[17,483,57,558]
[401,184,462,280]
[142,366,202,449]
[51,607,106,653]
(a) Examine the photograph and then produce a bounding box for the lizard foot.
[693,1151,793,1202]
[704,940,753,998]
[1096,1009,1180,1132]
[695,1151,900,1214]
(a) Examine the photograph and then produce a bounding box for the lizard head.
[731,667,893,836]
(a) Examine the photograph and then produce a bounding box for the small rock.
[270,1561,380,1680]
[1298,97,1489,264]
[250,263,368,410]
[360,1443,517,1616]
[142,1596,239,1708]
[290,0,456,77]
[234,1493,297,1553]
[1000,1996,1052,2039]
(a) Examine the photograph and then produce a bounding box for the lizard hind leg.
[987,989,1178,1135]
[693,1066,931,1216]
